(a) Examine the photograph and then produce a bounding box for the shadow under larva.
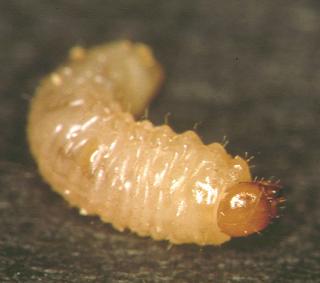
[27,40,284,246]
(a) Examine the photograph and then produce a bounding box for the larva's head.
[217,181,284,237]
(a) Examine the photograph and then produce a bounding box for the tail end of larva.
[69,41,164,117]
[217,181,284,238]
[128,42,164,116]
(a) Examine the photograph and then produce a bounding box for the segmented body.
[28,41,252,245]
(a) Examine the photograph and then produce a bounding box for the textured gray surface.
[0,1,319,282]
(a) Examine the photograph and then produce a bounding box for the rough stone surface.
[0,1,319,282]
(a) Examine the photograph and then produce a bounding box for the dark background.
[0,1,319,282]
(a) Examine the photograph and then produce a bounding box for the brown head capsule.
[217,181,284,237]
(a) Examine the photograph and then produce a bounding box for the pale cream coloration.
[28,41,252,245]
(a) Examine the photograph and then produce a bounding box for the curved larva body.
[28,41,252,245]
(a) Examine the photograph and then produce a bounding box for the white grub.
[28,41,256,245]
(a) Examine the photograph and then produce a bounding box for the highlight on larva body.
[27,40,284,245]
